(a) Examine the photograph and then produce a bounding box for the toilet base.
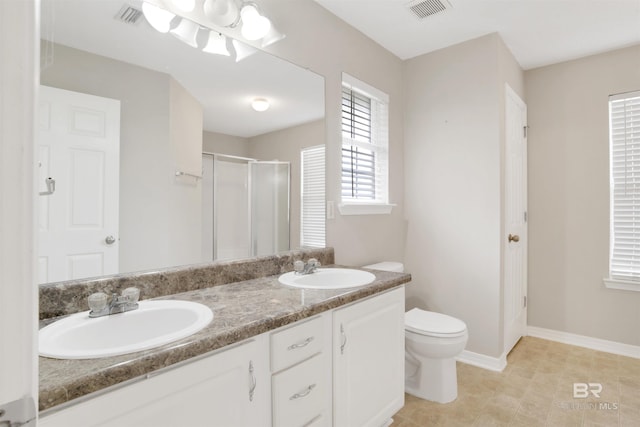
[405,356,458,404]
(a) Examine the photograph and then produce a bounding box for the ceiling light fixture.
[203,31,230,56]
[141,2,176,33]
[170,18,200,48]
[240,4,271,41]
[251,98,270,112]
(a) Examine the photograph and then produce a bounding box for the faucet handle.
[88,292,108,312]
[122,287,140,304]
[294,260,305,273]
[308,258,320,267]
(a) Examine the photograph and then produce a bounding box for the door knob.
[508,234,520,243]
[105,235,116,245]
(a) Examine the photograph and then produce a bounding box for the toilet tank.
[362,262,404,273]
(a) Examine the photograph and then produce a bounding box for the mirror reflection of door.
[38,85,120,283]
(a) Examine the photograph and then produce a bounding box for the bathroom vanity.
[38,249,410,426]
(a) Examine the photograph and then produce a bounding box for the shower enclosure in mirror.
[202,154,290,261]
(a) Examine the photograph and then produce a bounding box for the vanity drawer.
[271,316,323,372]
[272,354,328,427]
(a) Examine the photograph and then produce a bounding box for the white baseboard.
[527,326,640,359]
[456,350,507,372]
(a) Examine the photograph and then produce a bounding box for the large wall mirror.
[38,0,325,284]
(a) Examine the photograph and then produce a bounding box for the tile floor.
[393,337,640,426]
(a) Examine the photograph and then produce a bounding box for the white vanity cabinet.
[333,287,405,427]
[270,314,332,427]
[39,286,406,427]
[39,336,271,427]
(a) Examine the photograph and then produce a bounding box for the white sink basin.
[39,300,213,360]
[278,268,376,289]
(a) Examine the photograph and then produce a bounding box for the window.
[340,73,393,215]
[606,90,640,291]
[301,145,325,248]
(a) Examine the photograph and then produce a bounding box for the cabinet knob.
[508,234,520,243]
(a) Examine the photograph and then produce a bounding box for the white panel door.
[504,84,528,354]
[38,86,120,283]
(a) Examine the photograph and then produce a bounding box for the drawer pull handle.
[287,336,314,350]
[248,360,256,402]
[290,384,316,400]
[340,324,347,355]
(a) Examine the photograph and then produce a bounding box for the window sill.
[338,203,395,216]
[603,277,640,292]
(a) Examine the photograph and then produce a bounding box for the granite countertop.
[39,266,411,413]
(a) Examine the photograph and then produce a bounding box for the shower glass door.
[202,154,290,262]
[250,161,290,257]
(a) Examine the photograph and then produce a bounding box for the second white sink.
[279,268,376,289]
[39,300,213,360]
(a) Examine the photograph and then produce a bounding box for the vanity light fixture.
[232,39,258,62]
[203,0,239,27]
[251,98,270,112]
[170,18,200,48]
[239,4,271,41]
[172,0,196,12]
[261,25,285,48]
[203,31,230,56]
[141,1,176,33]
[142,0,285,52]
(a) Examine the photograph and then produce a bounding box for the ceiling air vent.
[114,4,143,25]
[405,0,453,19]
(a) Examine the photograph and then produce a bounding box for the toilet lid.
[405,308,467,337]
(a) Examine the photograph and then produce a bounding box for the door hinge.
[524,211,528,223]
[523,125,529,138]
[524,296,527,308]
[0,396,36,427]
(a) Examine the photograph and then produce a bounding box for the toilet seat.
[405,308,467,338]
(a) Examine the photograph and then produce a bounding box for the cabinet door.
[333,287,405,427]
[39,337,270,427]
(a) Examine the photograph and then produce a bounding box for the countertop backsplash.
[39,248,334,320]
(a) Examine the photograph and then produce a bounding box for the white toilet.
[363,262,468,404]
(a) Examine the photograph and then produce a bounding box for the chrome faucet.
[88,287,140,318]
[294,258,321,275]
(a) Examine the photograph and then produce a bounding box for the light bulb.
[142,2,175,33]
[240,4,271,41]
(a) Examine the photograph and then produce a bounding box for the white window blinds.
[341,73,389,204]
[609,90,640,281]
[301,145,325,248]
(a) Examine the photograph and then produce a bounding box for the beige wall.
[203,131,250,157]
[41,43,203,274]
[169,78,203,268]
[526,45,640,346]
[403,34,524,358]
[265,0,405,266]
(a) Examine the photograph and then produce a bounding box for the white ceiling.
[41,0,324,138]
[314,0,640,70]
